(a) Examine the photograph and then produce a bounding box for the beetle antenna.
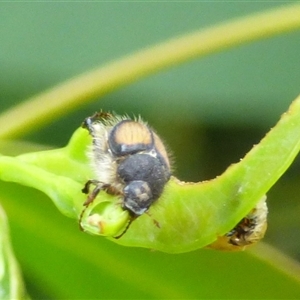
[114,214,137,239]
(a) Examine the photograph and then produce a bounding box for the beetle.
[80,112,171,238]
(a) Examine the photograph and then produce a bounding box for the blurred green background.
[1,2,300,299]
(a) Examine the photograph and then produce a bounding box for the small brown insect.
[208,196,268,251]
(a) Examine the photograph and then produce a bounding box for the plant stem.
[0,3,299,139]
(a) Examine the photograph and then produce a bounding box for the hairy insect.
[80,112,171,238]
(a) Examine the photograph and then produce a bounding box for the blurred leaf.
[1,3,300,140]
[0,204,28,300]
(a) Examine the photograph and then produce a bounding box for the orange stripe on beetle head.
[113,121,153,147]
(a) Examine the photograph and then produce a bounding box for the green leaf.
[0,95,299,253]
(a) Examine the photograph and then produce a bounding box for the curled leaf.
[0,95,299,253]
